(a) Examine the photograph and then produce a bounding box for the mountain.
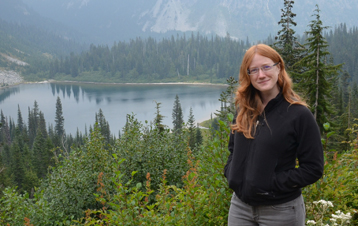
[0,0,87,71]
[15,0,358,45]
[0,0,86,42]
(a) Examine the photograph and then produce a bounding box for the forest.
[18,23,358,85]
[0,1,358,225]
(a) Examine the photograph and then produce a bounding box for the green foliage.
[195,114,234,224]
[273,0,306,75]
[95,109,114,144]
[215,77,238,125]
[55,96,65,138]
[294,5,343,132]
[187,107,197,150]
[24,33,250,83]
[172,94,184,133]
[326,24,358,83]
[40,125,116,222]
[80,115,233,226]
[303,122,358,225]
[0,187,57,226]
[154,102,165,133]
[114,114,189,194]
[1,113,357,225]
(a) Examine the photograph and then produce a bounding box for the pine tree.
[273,0,305,75]
[0,111,9,144]
[187,107,196,150]
[95,109,111,144]
[154,101,165,133]
[295,5,342,132]
[38,111,48,139]
[32,129,47,178]
[10,142,25,190]
[195,127,203,146]
[0,153,10,193]
[172,95,184,133]
[1,116,11,145]
[55,96,65,138]
[215,77,238,124]
[0,123,10,190]
[28,101,40,147]
[17,105,24,132]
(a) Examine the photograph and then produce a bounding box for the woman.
[224,44,324,226]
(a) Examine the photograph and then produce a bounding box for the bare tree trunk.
[187,54,190,76]
[314,45,319,120]
[348,87,351,128]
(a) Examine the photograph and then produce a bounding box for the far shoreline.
[47,79,229,87]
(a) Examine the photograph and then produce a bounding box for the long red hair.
[231,44,306,139]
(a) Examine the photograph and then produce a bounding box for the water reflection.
[2,82,226,135]
[0,86,20,104]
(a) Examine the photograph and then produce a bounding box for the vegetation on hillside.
[0,2,358,225]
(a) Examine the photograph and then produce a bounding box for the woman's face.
[248,54,280,98]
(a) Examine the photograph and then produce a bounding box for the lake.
[0,82,227,136]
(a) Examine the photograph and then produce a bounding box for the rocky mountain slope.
[4,0,358,44]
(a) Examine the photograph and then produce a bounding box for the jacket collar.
[263,91,284,114]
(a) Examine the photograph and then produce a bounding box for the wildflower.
[306,220,316,225]
[331,210,352,225]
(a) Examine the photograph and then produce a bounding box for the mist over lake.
[0,82,226,135]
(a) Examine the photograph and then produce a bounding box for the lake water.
[0,82,227,136]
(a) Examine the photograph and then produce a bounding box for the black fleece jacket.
[224,93,324,206]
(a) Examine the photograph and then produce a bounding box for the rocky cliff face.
[0,70,23,86]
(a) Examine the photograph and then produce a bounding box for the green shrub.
[39,124,116,223]
[113,115,190,194]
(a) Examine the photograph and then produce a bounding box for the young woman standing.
[224,44,324,226]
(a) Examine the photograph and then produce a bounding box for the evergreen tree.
[54,96,65,145]
[17,105,24,132]
[273,0,305,74]
[340,70,351,105]
[215,77,238,124]
[187,107,196,150]
[95,109,112,144]
[154,102,165,133]
[172,95,184,133]
[210,118,220,135]
[195,127,203,147]
[0,111,8,144]
[0,122,10,193]
[1,117,11,145]
[0,153,10,194]
[295,5,342,132]
[32,129,47,178]
[28,101,40,147]
[38,112,48,139]
[10,142,25,191]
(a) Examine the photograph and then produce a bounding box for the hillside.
[0,18,87,75]
[19,0,358,44]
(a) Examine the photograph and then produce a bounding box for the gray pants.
[228,193,306,226]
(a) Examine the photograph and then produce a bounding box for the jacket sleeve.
[224,117,236,179]
[272,107,324,192]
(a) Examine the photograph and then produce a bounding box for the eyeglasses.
[247,62,279,75]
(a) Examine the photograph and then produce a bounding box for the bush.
[80,115,233,226]
[303,123,358,225]
[40,124,116,222]
[113,115,190,194]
